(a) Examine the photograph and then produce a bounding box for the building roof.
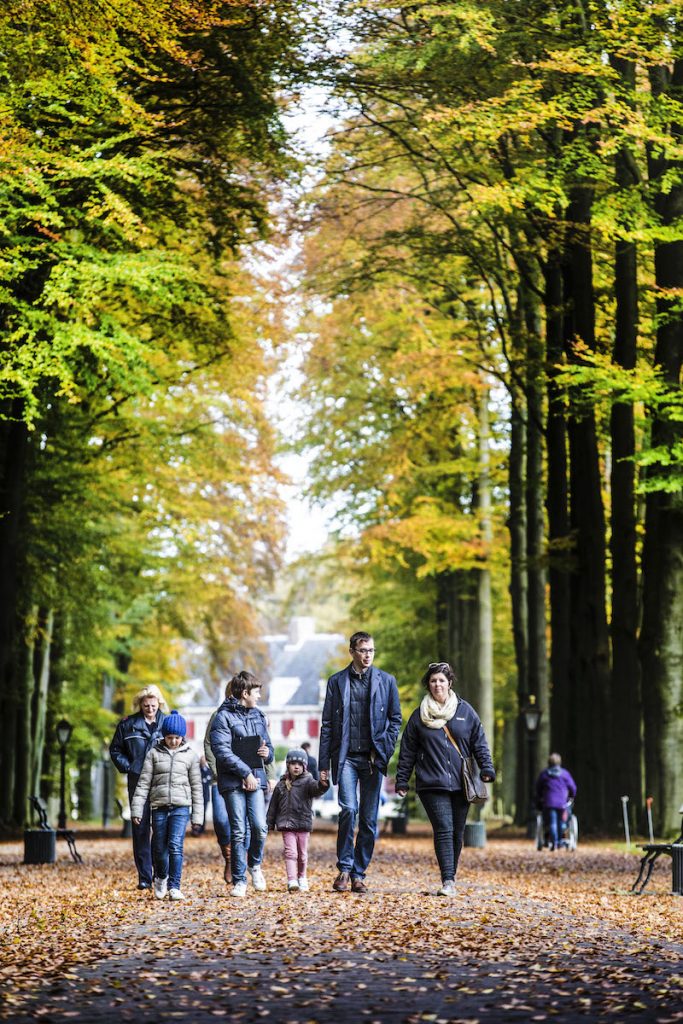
[264,619,344,708]
[181,618,345,711]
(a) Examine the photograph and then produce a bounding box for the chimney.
[288,617,315,646]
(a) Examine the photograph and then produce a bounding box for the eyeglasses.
[354,647,375,655]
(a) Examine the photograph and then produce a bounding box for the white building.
[181,617,345,759]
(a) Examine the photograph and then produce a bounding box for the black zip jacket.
[266,771,329,832]
[395,698,495,794]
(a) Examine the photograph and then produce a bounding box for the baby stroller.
[535,801,578,851]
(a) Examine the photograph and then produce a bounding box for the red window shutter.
[308,718,319,738]
[186,720,195,740]
[282,719,294,738]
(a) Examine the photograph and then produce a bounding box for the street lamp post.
[102,746,110,828]
[56,718,73,831]
[523,696,542,839]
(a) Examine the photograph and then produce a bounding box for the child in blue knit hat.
[131,710,204,900]
[266,748,329,891]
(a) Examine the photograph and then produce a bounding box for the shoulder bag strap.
[443,724,465,759]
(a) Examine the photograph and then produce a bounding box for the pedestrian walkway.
[1,832,680,1022]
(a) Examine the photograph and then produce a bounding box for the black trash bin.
[24,829,56,864]
[391,813,408,835]
[464,821,486,848]
[672,844,683,896]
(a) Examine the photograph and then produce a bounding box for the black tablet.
[232,734,263,768]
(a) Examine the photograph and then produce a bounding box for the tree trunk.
[15,608,38,825]
[544,249,572,760]
[0,412,30,824]
[507,388,528,824]
[476,375,494,754]
[640,60,683,835]
[524,290,549,778]
[563,184,611,830]
[31,608,54,800]
[608,55,642,826]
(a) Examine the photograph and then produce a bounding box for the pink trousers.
[282,830,309,881]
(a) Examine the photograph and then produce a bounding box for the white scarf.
[419,690,459,729]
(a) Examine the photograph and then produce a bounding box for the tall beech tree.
[294,0,683,830]
[0,0,300,825]
[640,43,683,834]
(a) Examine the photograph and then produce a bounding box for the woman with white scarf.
[396,662,495,896]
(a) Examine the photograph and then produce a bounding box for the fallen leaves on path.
[0,832,680,1022]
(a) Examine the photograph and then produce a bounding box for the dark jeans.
[211,784,231,847]
[543,807,565,848]
[337,754,384,879]
[419,788,470,883]
[151,806,190,890]
[127,774,153,886]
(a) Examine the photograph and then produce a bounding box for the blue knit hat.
[286,748,308,767]
[161,710,186,738]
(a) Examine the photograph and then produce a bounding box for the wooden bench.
[631,807,683,895]
[28,795,83,865]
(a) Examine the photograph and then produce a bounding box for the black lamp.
[56,718,72,830]
[522,696,542,837]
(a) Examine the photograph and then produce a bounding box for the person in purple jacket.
[535,753,577,850]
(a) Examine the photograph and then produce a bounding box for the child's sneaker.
[153,877,168,900]
[231,881,248,898]
[437,880,456,897]
[168,888,185,900]
[249,866,267,891]
[297,877,309,891]
[287,880,299,892]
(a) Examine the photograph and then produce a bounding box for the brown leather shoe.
[220,844,231,884]
[332,871,350,892]
[351,877,367,894]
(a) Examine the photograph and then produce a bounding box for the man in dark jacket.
[536,753,577,850]
[110,685,167,889]
[318,631,402,893]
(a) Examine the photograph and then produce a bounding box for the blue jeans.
[225,788,268,884]
[337,755,384,879]
[151,806,190,891]
[128,774,153,886]
[419,789,469,883]
[211,784,231,847]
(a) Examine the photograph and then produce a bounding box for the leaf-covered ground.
[1,829,680,1022]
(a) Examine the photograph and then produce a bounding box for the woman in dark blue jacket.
[209,671,274,898]
[396,662,495,896]
[110,684,167,889]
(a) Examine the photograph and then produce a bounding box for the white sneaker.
[297,877,309,891]
[249,866,267,892]
[287,880,299,892]
[153,877,168,900]
[168,888,185,900]
[437,880,456,897]
[231,881,248,898]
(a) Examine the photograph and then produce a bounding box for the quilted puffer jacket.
[209,697,274,794]
[131,741,204,826]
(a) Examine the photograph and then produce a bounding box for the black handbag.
[443,726,489,806]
